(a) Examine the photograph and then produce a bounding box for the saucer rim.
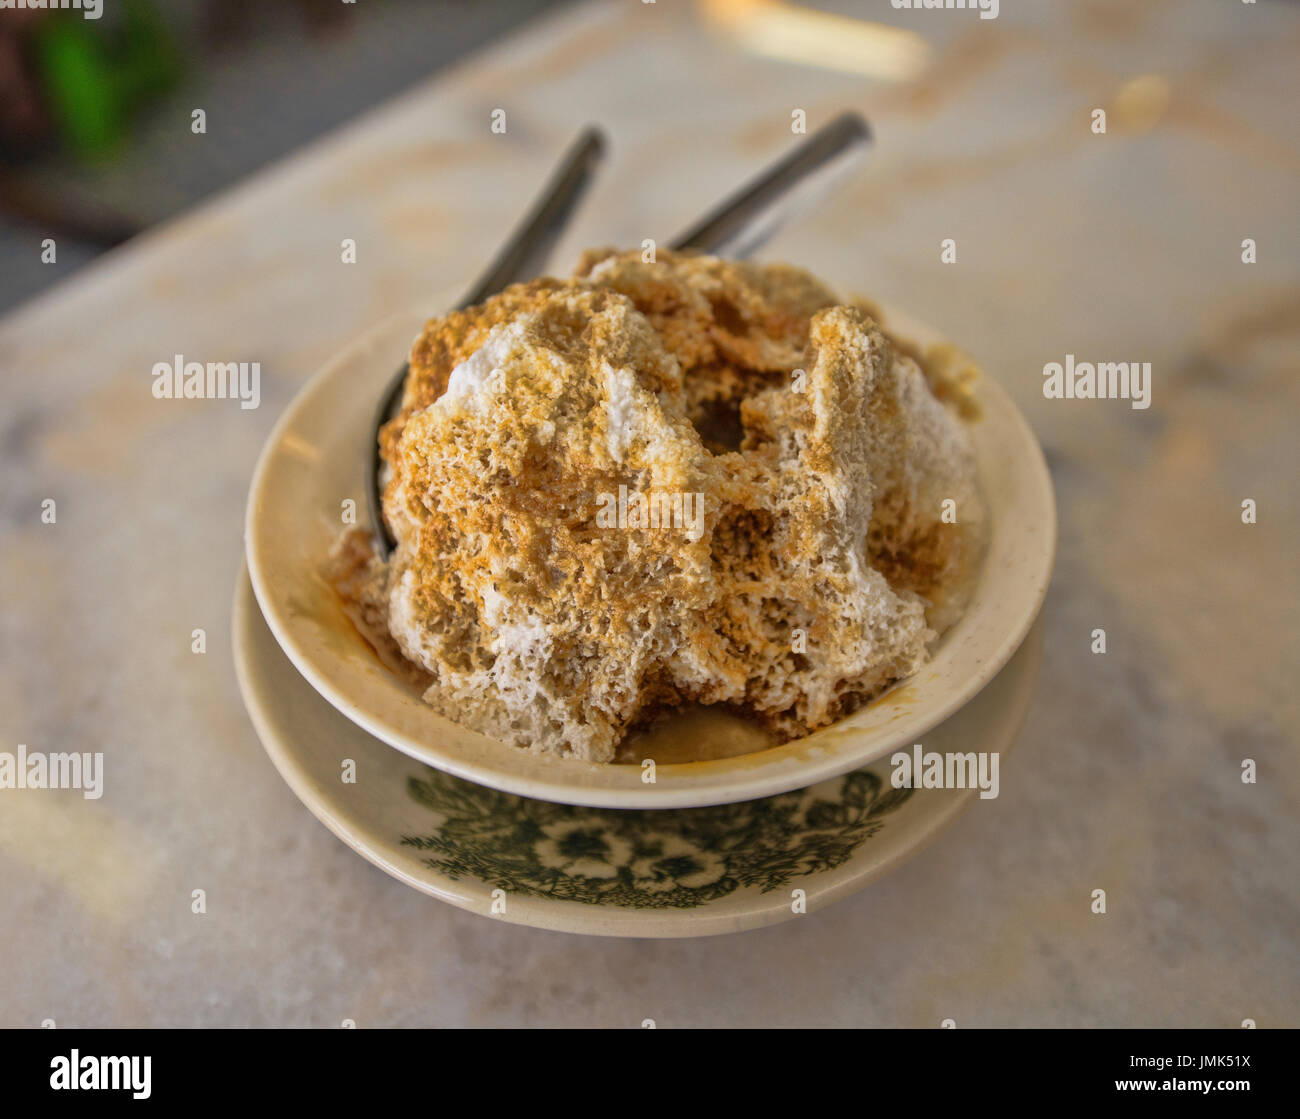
[233,566,1043,937]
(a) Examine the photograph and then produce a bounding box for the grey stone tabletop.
[1,0,1296,1026]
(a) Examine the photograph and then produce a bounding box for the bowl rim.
[245,298,1056,809]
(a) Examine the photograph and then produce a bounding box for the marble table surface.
[2,0,1296,1027]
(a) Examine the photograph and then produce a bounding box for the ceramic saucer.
[234,566,1043,937]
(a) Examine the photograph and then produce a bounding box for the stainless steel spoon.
[369,111,872,554]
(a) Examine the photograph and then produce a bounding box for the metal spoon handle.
[670,111,872,259]
[460,126,607,306]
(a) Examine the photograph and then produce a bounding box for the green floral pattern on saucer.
[400,768,912,909]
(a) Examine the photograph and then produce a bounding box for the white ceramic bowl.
[245,296,1055,808]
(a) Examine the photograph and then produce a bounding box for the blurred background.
[1,0,1297,1027]
[4,0,1295,319]
[0,0,570,312]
